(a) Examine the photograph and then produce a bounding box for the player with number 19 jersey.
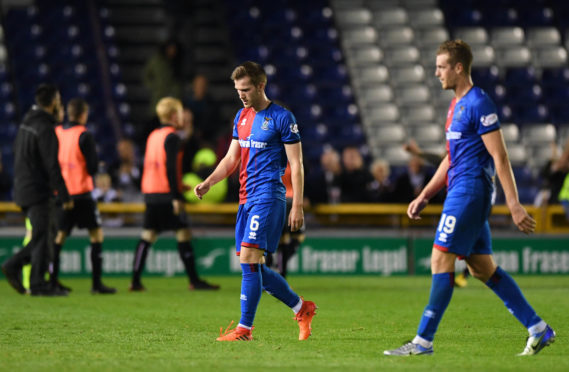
[434,87,500,256]
[233,102,300,255]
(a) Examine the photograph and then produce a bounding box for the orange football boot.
[295,299,317,340]
[216,321,253,341]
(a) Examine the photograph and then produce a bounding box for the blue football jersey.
[232,102,300,204]
[445,87,500,193]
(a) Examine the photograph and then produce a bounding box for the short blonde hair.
[156,97,183,123]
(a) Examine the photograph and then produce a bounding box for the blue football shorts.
[235,198,286,256]
[433,186,493,258]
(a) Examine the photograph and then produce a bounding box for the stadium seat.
[401,104,437,124]
[500,123,520,143]
[485,7,519,27]
[356,65,389,84]
[471,66,500,91]
[532,46,568,68]
[360,85,394,105]
[395,85,431,105]
[507,144,528,166]
[372,126,406,144]
[504,67,537,87]
[414,27,449,47]
[341,26,377,46]
[408,9,445,27]
[526,27,561,48]
[335,8,372,27]
[383,46,420,65]
[370,7,408,28]
[347,45,383,66]
[389,65,425,85]
[521,124,556,144]
[490,27,525,46]
[409,124,443,144]
[495,46,531,67]
[378,26,415,47]
[453,27,489,45]
[470,45,496,67]
[382,145,411,166]
[365,103,400,123]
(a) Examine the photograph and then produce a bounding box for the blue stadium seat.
[504,67,537,87]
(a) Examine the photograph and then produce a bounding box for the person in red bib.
[129,97,219,291]
[53,98,116,294]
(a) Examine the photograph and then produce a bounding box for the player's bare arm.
[194,139,241,199]
[408,155,449,219]
[482,129,536,234]
[285,142,304,231]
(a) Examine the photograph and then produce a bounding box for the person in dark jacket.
[1,84,73,296]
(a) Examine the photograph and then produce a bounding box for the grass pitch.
[0,275,567,371]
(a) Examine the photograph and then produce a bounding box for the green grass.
[0,275,567,371]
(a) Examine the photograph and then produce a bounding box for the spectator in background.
[339,146,372,203]
[306,146,342,204]
[109,139,142,202]
[184,74,222,147]
[534,142,566,207]
[367,158,394,203]
[0,151,12,201]
[391,155,438,203]
[140,39,185,145]
[180,107,200,173]
[92,173,120,203]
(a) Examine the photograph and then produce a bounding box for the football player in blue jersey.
[194,61,317,341]
[384,40,555,356]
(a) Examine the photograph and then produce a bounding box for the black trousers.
[4,199,56,290]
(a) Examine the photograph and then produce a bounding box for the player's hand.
[62,200,74,210]
[193,181,210,199]
[509,202,536,234]
[172,199,183,215]
[288,205,304,232]
[407,196,428,220]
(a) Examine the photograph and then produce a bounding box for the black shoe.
[54,281,72,293]
[129,281,146,292]
[30,283,68,297]
[1,264,26,294]
[92,283,117,294]
[189,279,220,291]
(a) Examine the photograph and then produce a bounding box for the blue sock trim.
[417,272,454,342]
[239,263,262,328]
[260,264,300,308]
[485,266,541,328]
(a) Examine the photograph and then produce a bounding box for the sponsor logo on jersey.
[290,123,299,134]
[239,138,268,148]
[240,294,247,301]
[261,117,271,130]
[248,231,257,240]
[240,118,247,126]
[480,113,498,127]
[446,131,462,140]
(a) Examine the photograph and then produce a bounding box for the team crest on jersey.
[455,105,465,120]
[261,117,271,130]
[290,123,299,134]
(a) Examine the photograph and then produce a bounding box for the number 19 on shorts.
[437,213,456,243]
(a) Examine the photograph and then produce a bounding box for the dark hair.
[230,61,267,86]
[437,40,473,75]
[67,98,89,121]
[35,84,59,108]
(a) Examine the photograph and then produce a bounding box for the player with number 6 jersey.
[194,61,317,342]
